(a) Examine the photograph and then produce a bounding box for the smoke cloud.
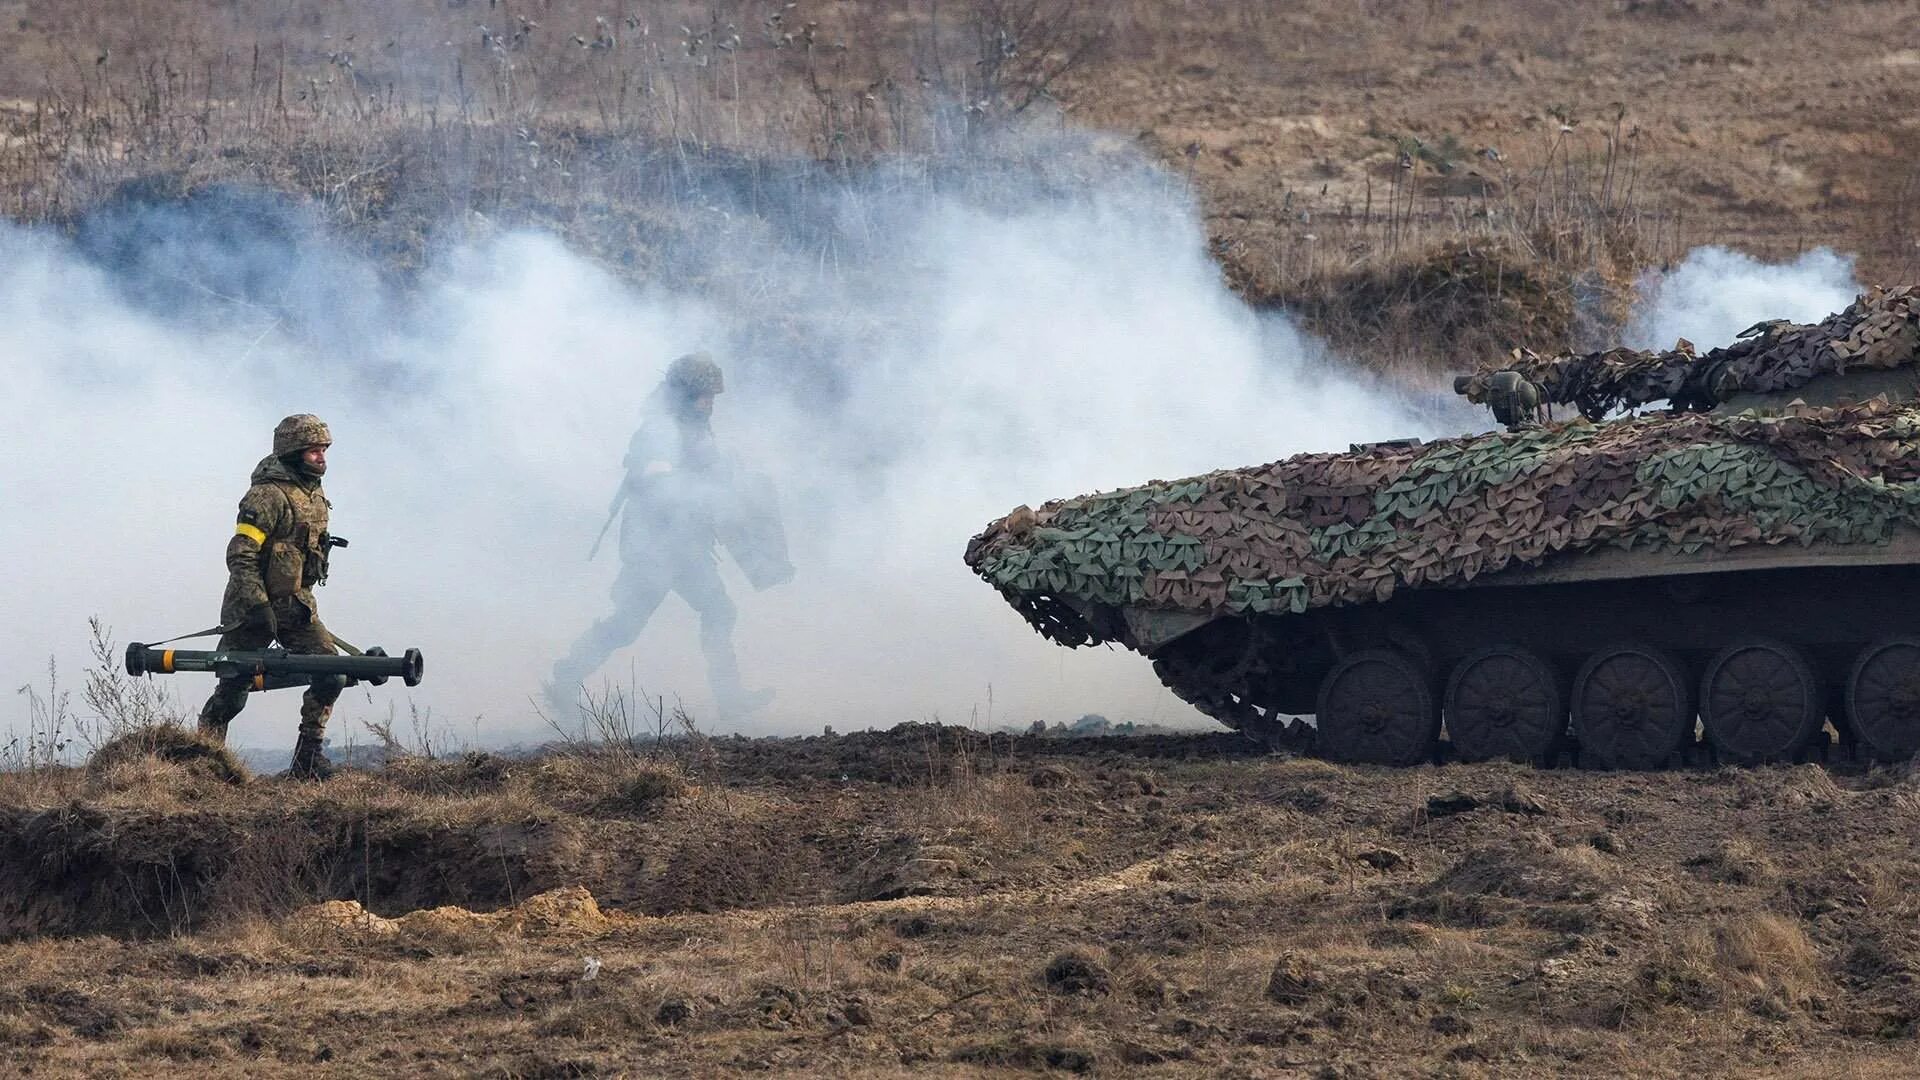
[2,209,1875,754]
[1626,246,1861,353]
[2,133,1468,751]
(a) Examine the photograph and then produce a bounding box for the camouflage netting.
[1456,286,1920,419]
[965,402,1920,648]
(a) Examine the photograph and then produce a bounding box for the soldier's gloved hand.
[245,602,278,637]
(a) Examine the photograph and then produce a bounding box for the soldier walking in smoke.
[548,352,793,721]
[197,414,348,779]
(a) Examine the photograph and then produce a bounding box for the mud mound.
[295,885,618,940]
[86,725,248,786]
[704,723,1017,785]
[1428,837,1616,903]
[0,802,307,939]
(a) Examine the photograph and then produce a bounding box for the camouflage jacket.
[617,415,729,556]
[219,455,333,625]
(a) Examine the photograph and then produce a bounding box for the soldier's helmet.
[665,352,725,397]
[273,414,334,458]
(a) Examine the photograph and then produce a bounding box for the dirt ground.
[1079,1,1920,271]
[4,1,1917,368]
[2,727,1918,1077]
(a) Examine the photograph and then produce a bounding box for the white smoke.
[0,137,1465,754]
[1626,246,1861,352]
[1,184,1881,756]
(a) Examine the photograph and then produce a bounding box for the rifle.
[588,484,629,561]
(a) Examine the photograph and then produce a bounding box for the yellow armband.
[235,522,267,545]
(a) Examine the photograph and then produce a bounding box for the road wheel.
[1317,649,1439,766]
[1571,644,1693,770]
[1444,645,1565,764]
[1699,639,1822,765]
[1845,637,1920,762]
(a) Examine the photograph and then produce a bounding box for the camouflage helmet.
[665,352,724,397]
[273,414,333,458]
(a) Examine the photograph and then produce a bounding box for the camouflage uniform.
[196,414,344,778]
[551,354,780,720]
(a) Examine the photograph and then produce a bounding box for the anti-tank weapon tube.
[125,643,424,690]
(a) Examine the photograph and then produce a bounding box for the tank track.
[1151,652,1318,755]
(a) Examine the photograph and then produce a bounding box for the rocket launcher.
[125,643,425,692]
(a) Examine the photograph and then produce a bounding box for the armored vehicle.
[966,287,1920,767]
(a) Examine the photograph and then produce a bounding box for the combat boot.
[196,680,247,747]
[288,731,335,781]
[287,685,341,780]
[197,715,231,747]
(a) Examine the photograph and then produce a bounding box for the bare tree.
[925,0,1106,124]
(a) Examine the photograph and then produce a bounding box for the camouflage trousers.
[196,600,342,746]
[550,550,751,713]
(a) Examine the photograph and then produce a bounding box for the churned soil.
[1,726,1917,1077]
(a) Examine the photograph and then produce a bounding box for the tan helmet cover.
[273,413,333,458]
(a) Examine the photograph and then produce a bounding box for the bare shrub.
[7,617,194,793]
[362,700,466,766]
[79,618,188,751]
[6,659,75,774]
[540,676,715,778]
[899,726,1038,847]
[921,0,1108,122]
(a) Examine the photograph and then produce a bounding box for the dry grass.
[1621,913,1828,1027]
[3,0,1912,372]
[4,727,1920,1074]
[85,725,249,786]
[1688,837,1780,887]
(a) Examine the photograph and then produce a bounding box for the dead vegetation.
[2,730,1919,1075]
[2,1,1915,371]
[84,725,250,786]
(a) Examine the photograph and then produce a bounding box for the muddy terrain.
[1,727,1917,1077]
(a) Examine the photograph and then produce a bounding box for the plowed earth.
[2,726,1918,1077]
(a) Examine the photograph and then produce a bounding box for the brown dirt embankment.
[1,726,1917,1075]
